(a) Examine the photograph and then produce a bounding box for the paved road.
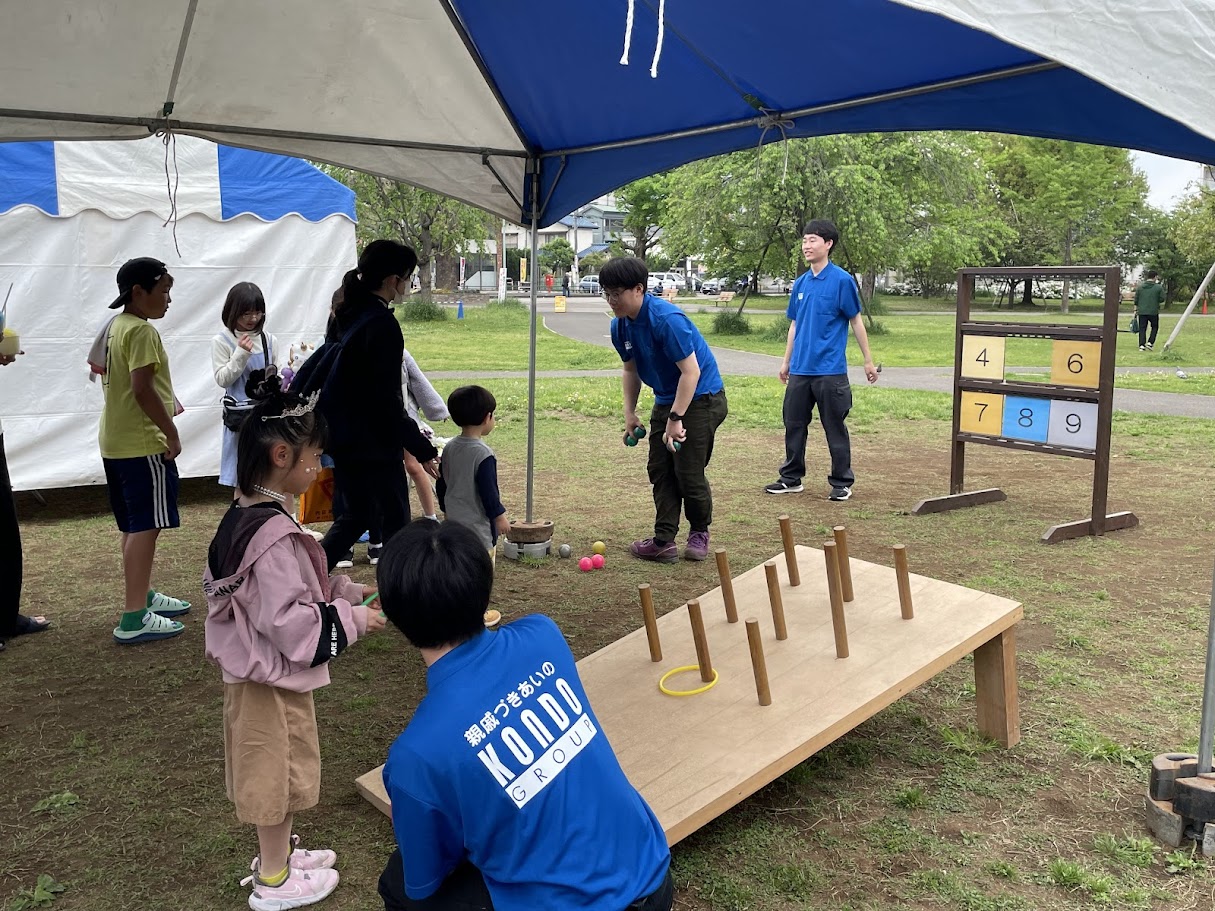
[462,309,1213,420]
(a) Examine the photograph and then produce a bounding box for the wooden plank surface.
[355,545,1021,848]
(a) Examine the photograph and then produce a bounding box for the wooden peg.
[823,541,849,658]
[764,561,788,640]
[714,548,739,623]
[745,618,772,706]
[832,525,854,603]
[779,514,801,586]
[638,583,662,661]
[893,544,914,620]
[687,600,714,682]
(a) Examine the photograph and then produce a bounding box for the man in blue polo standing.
[606,257,728,563]
[765,220,878,501]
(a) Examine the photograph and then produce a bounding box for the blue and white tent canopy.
[0,135,355,491]
[0,0,1212,226]
[0,138,354,223]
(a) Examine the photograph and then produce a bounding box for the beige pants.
[223,681,320,826]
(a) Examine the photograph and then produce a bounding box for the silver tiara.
[263,390,320,421]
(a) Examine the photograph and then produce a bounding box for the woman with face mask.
[317,240,440,573]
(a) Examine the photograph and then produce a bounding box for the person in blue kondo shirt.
[765,220,878,501]
[376,519,674,911]
[606,257,728,564]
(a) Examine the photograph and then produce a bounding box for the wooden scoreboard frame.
[913,266,1139,544]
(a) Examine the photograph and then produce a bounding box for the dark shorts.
[103,454,180,533]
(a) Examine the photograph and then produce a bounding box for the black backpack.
[290,305,380,409]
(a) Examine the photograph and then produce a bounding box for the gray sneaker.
[684,531,710,561]
[829,486,853,501]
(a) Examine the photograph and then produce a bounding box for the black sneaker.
[829,486,853,501]
[368,543,383,566]
[764,479,804,494]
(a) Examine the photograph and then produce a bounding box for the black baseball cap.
[110,257,170,309]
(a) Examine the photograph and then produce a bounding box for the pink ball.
[591,554,605,569]
[578,557,594,572]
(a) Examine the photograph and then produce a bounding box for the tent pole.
[525,166,540,522]
[1198,557,1215,774]
[1162,259,1215,351]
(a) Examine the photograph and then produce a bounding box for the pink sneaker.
[241,865,338,911]
[252,835,337,872]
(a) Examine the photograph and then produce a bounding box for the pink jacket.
[204,510,368,693]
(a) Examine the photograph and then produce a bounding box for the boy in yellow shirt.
[101,258,191,644]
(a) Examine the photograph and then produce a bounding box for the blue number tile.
[1000,395,1050,443]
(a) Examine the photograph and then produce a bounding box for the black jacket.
[323,297,437,464]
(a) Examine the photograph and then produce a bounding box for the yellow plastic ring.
[658,665,720,697]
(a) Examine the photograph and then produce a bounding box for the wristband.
[668,412,684,422]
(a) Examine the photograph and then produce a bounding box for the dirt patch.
[3,420,1213,909]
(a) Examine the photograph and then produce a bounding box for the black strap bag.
[221,332,271,432]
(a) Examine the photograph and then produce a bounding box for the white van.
[650,272,681,294]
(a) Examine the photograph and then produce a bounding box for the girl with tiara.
[203,370,384,911]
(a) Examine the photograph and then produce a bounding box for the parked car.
[701,277,724,295]
[684,275,703,292]
[578,275,600,293]
[650,272,681,295]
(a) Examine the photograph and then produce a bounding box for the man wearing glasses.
[605,257,727,564]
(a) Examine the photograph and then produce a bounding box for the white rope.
[755,113,795,184]
[620,0,635,65]
[649,0,665,78]
[155,124,183,257]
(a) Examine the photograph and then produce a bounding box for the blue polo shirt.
[611,294,723,404]
[786,262,862,376]
[382,615,670,911]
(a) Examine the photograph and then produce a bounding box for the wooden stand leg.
[974,628,1020,747]
[638,583,662,662]
[763,561,788,640]
[714,548,739,623]
[893,545,914,620]
[823,542,849,659]
[688,600,714,683]
[832,526,853,602]
[779,515,800,586]
[745,618,772,706]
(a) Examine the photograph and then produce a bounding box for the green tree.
[579,250,608,277]
[984,137,1147,310]
[1121,206,1203,304]
[663,133,1008,324]
[322,168,495,301]
[616,174,670,260]
[538,238,574,276]
[1170,188,1215,268]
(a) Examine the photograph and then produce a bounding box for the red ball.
[578,557,594,572]
[591,554,605,569]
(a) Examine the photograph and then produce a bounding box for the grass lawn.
[6,315,1215,910]
[399,300,620,371]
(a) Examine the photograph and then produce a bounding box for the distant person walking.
[1135,270,1165,351]
[561,273,570,297]
[764,220,878,502]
